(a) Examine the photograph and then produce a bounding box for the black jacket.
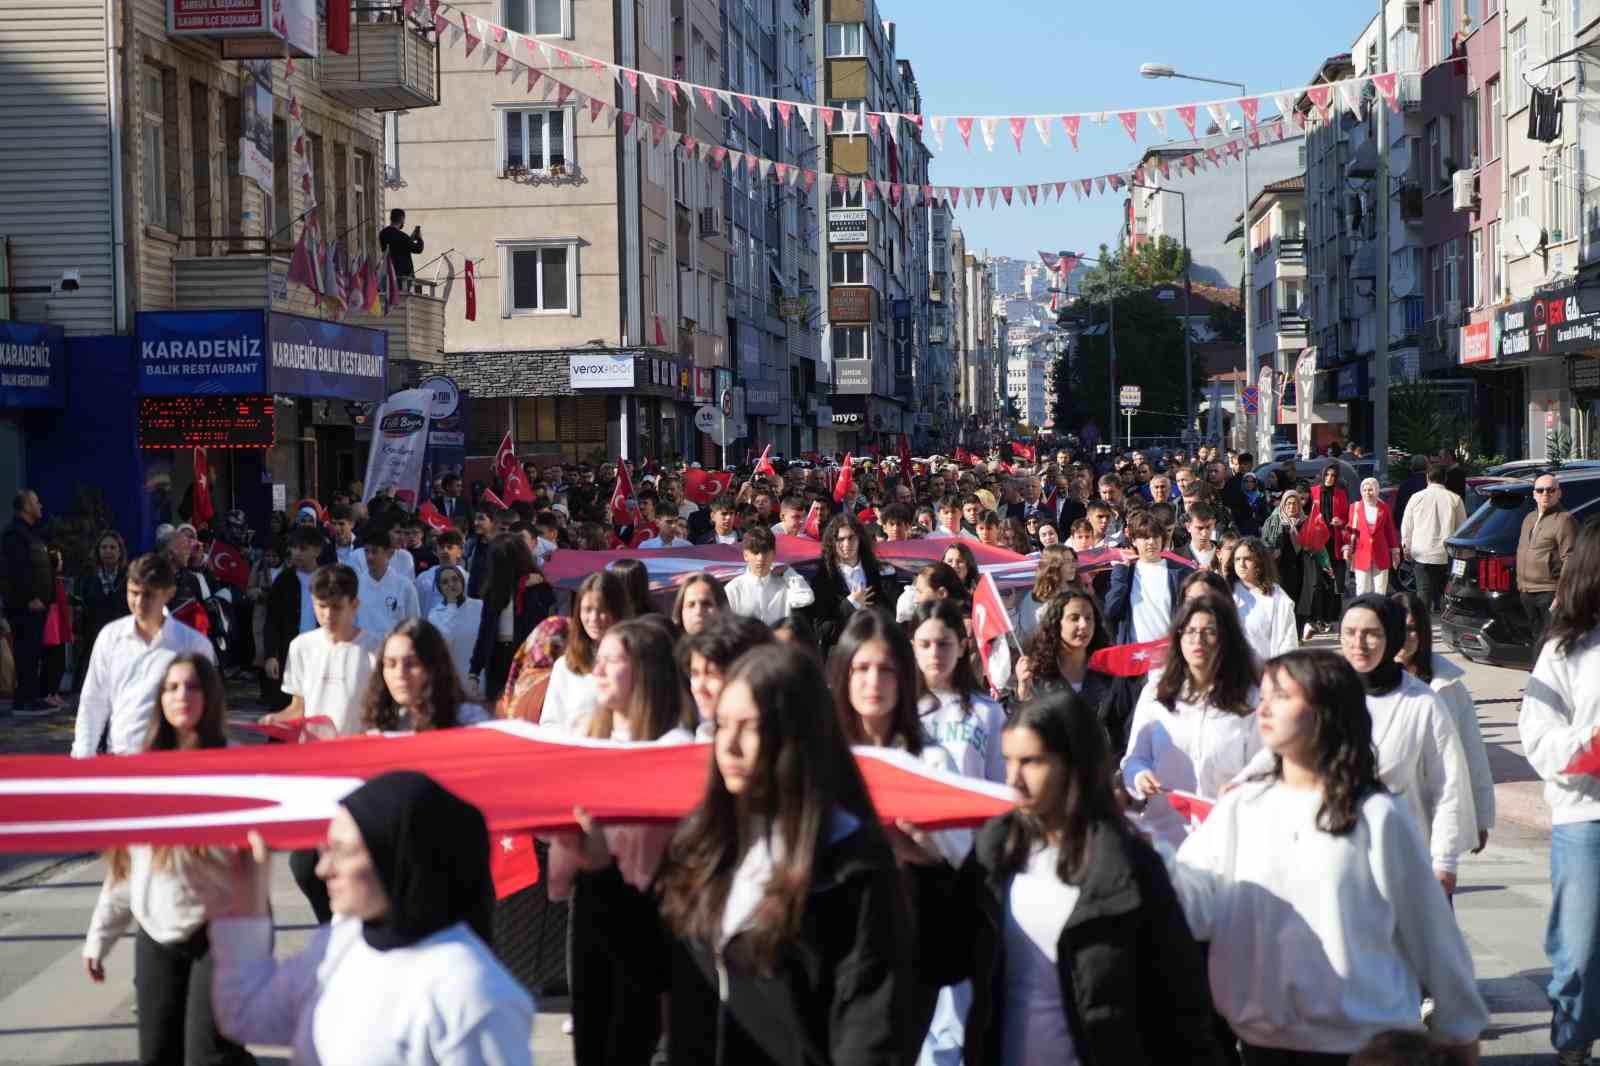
[574,821,916,1066]
[469,576,555,683]
[1220,475,1260,536]
[1,515,52,608]
[77,565,129,656]
[920,816,1223,1066]
[1392,472,1427,533]
[378,224,424,277]
[807,559,895,651]
[263,567,305,667]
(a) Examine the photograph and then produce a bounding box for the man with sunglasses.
[1517,474,1578,649]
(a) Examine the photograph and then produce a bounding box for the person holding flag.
[1012,588,1113,712]
[805,513,892,652]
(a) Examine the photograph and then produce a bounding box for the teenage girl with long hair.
[1228,536,1300,662]
[84,653,257,1066]
[671,572,727,637]
[912,598,1008,784]
[1014,588,1112,710]
[910,692,1223,1065]
[1170,650,1487,1064]
[1122,594,1261,850]
[565,643,915,1065]
[362,617,488,732]
[470,532,555,702]
[543,570,632,734]
[809,513,894,651]
[1014,545,1071,645]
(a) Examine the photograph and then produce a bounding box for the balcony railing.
[318,6,440,111]
[1277,237,1306,263]
[1277,313,1310,336]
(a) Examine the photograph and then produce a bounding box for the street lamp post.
[1140,64,1250,451]
[1129,181,1194,439]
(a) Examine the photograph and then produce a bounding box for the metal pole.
[1241,95,1254,455]
[1179,192,1195,439]
[1374,3,1391,479]
[1108,291,1118,452]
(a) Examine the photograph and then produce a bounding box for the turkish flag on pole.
[326,0,350,53]
[503,465,535,504]
[753,445,776,480]
[1165,790,1214,830]
[480,488,509,511]
[1011,441,1035,463]
[464,259,478,321]
[896,433,912,472]
[954,446,972,464]
[191,448,215,528]
[206,541,250,589]
[610,462,636,526]
[494,431,518,481]
[417,501,454,533]
[683,469,733,505]
[833,453,855,504]
[971,573,1015,691]
[802,501,824,539]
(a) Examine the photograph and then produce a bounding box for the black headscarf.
[1342,593,1405,697]
[341,771,495,952]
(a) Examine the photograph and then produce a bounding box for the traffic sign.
[1118,385,1141,410]
[1241,386,1260,415]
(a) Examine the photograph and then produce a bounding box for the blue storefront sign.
[135,310,386,401]
[0,321,66,409]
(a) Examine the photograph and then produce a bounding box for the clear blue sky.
[889,0,1381,262]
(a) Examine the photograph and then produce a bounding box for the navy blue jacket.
[1103,559,1188,645]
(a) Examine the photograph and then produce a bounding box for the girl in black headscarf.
[205,772,535,1066]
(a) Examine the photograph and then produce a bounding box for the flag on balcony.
[327,0,350,54]
[363,256,381,314]
[287,215,321,299]
[464,258,478,321]
[381,254,401,313]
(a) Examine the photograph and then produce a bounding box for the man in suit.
[437,473,464,521]
[1103,511,1189,645]
[693,495,743,545]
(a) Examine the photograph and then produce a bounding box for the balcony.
[1277,237,1306,264]
[1277,314,1310,337]
[1399,182,1425,226]
[318,7,440,111]
[173,254,446,363]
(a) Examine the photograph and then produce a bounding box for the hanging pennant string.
[427,0,1412,152]
[425,7,1331,210]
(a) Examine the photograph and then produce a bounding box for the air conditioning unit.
[1445,300,1462,326]
[1451,170,1478,212]
[1404,1,1420,30]
[698,207,721,237]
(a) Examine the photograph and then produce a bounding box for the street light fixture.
[1138,63,1253,453]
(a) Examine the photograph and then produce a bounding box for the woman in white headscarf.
[1344,477,1400,595]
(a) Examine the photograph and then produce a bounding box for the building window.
[1278,279,1304,318]
[645,110,664,186]
[1488,219,1503,298]
[829,184,864,209]
[835,325,868,358]
[1463,93,1479,166]
[830,249,865,285]
[353,151,374,259]
[500,241,576,314]
[142,68,170,230]
[501,108,570,173]
[1487,78,1502,160]
[1256,284,1273,324]
[1543,5,1565,78]
[1469,229,1482,307]
[1510,22,1528,112]
[1443,238,1460,307]
[643,0,666,54]
[824,22,865,57]
[1511,168,1532,223]
[503,0,570,37]
[650,244,672,326]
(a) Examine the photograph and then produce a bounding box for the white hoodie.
[1519,629,1600,826]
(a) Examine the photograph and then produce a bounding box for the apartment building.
[814,0,935,454]
[1006,334,1050,428]
[1,0,432,544]
[958,252,997,438]
[396,0,726,466]
[721,0,822,458]
[924,199,957,449]
[1246,177,1312,448]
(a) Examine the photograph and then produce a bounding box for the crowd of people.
[10,434,1600,1064]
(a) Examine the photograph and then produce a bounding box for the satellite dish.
[1390,256,1417,298]
[1507,217,1546,258]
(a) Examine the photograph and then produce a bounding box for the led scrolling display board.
[138,395,276,449]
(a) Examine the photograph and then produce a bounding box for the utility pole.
[1374,0,1392,479]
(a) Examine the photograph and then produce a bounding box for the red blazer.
[1308,484,1351,555]
[1348,500,1399,571]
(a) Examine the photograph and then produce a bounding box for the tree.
[1071,291,1194,440]
[1391,378,1470,461]
[1076,237,1189,303]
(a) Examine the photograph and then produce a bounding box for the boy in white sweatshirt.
[723,527,811,626]
[1520,623,1600,1063]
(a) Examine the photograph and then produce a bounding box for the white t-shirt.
[349,546,416,583]
[919,689,1008,783]
[637,536,693,549]
[427,599,484,690]
[279,628,386,736]
[355,567,421,641]
[1129,561,1173,643]
[1002,845,1082,1066]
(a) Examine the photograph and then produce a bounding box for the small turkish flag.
[206,541,250,590]
[1166,790,1214,830]
[464,259,478,321]
[1088,639,1168,677]
[170,600,209,638]
[480,488,509,511]
[610,462,636,527]
[971,573,1015,691]
[833,453,855,504]
[191,448,215,528]
[683,469,733,505]
[489,829,542,897]
[417,501,454,533]
[753,445,776,480]
[503,465,535,504]
[802,501,824,539]
[493,430,518,481]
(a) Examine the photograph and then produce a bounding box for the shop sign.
[267,312,386,401]
[0,320,66,410]
[829,287,874,322]
[833,358,872,394]
[832,411,864,426]
[1572,357,1600,392]
[135,310,386,400]
[569,353,635,389]
[168,0,318,56]
[693,367,715,402]
[828,209,868,244]
[1460,320,1493,365]
[1335,361,1367,401]
[1499,287,1600,360]
[746,381,781,416]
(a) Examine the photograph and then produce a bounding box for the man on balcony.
[379,208,424,282]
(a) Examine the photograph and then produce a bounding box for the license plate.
[1451,559,1466,577]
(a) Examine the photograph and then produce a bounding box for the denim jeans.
[1548,820,1600,1050]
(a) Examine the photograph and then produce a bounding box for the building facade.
[1,0,432,549]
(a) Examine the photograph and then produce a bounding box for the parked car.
[1483,459,1600,478]
[1441,469,1600,668]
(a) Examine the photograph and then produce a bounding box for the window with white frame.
[1511,168,1532,223]
[748,234,762,299]
[1510,23,1529,112]
[501,241,575,314]
[1543,5,1565,77]
[501,108,571,173]
[699,270,713,328]
[1488,219,1503,298]
[1487,78,1502,159]
[1463,93,1479,166]
[1443,238,1460,306]
[835,325,868,358]
[674,150,693,209]
[1470,229,1482,306]
[643,0,666,54]
[142,67,168,230]
[824,22,865,57]
[650,244,672,324]
[503,0,570,38]
[1429,245,1441,307]
[1548,145,1580,241]
[829,184,864,209]
[830,249,865,285]
[645,111,664,186]
[1279,279,1304,318]
[1432,0,1454,64]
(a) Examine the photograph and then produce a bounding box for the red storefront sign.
[1460,320,1492,365]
